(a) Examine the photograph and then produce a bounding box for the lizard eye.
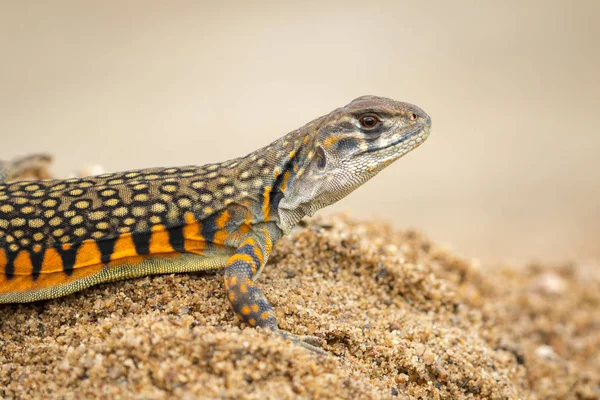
[359,115,380,129]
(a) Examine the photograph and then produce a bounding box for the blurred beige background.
[1,1,598,265]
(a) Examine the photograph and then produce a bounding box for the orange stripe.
[41,248,63,274]
[216,210,230,228]
[262,186,272,221]
[183,212,206,255]
[74,240,102,270]
[110,234,138,262]
[149,226,174,254]
[228,253,256,267]
[13,251,32,275]
[280,171,291,192]
[0,249,6,271]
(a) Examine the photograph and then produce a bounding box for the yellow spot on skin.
[104,198,119,207]
[239,284,247,293]
[241,306,251,315]
[261,311,271,320]
[112,207,128,217]
[74,201,89,209]
[230,276,238,286]
[33,244,42,252]
[33,232,44,242]
[303,136,309,144]
[28,219,45,228]
[69,189,84,196]
[248,319,256,326]
[11,218,26,227]
[49,217,62,226]
[177,198,192,208]
[203,207,213,215]
[62,243,72,251]
[229,292,235,301]
[251,304,259,312]
[0,204,14,213]
[89,211,107,220]
[151,203,166,213]
[133,193,149,201]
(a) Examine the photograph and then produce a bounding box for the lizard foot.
[277,329,329,355]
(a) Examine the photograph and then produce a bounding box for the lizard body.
[0,96,431,349]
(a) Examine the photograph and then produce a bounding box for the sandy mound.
[1,214,598,399]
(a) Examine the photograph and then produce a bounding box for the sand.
[0,213,598,399]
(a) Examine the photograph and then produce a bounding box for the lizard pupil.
[359,115,379,129]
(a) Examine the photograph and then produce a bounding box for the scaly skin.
[0,96,431,351]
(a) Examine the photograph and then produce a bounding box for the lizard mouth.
[359,125,428,155]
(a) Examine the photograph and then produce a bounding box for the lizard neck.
[241,116,324,235]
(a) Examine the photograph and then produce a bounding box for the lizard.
[0,95,431,351]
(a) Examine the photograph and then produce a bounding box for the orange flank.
[0,261,104,295]
[1,214,211,296]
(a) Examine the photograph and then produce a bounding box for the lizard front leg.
[223,234,326,354]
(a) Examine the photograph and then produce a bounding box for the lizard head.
[277,95,431,232]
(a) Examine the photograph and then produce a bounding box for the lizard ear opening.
[316,146,327,170]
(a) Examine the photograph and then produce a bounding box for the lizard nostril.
[410,113,417,121]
